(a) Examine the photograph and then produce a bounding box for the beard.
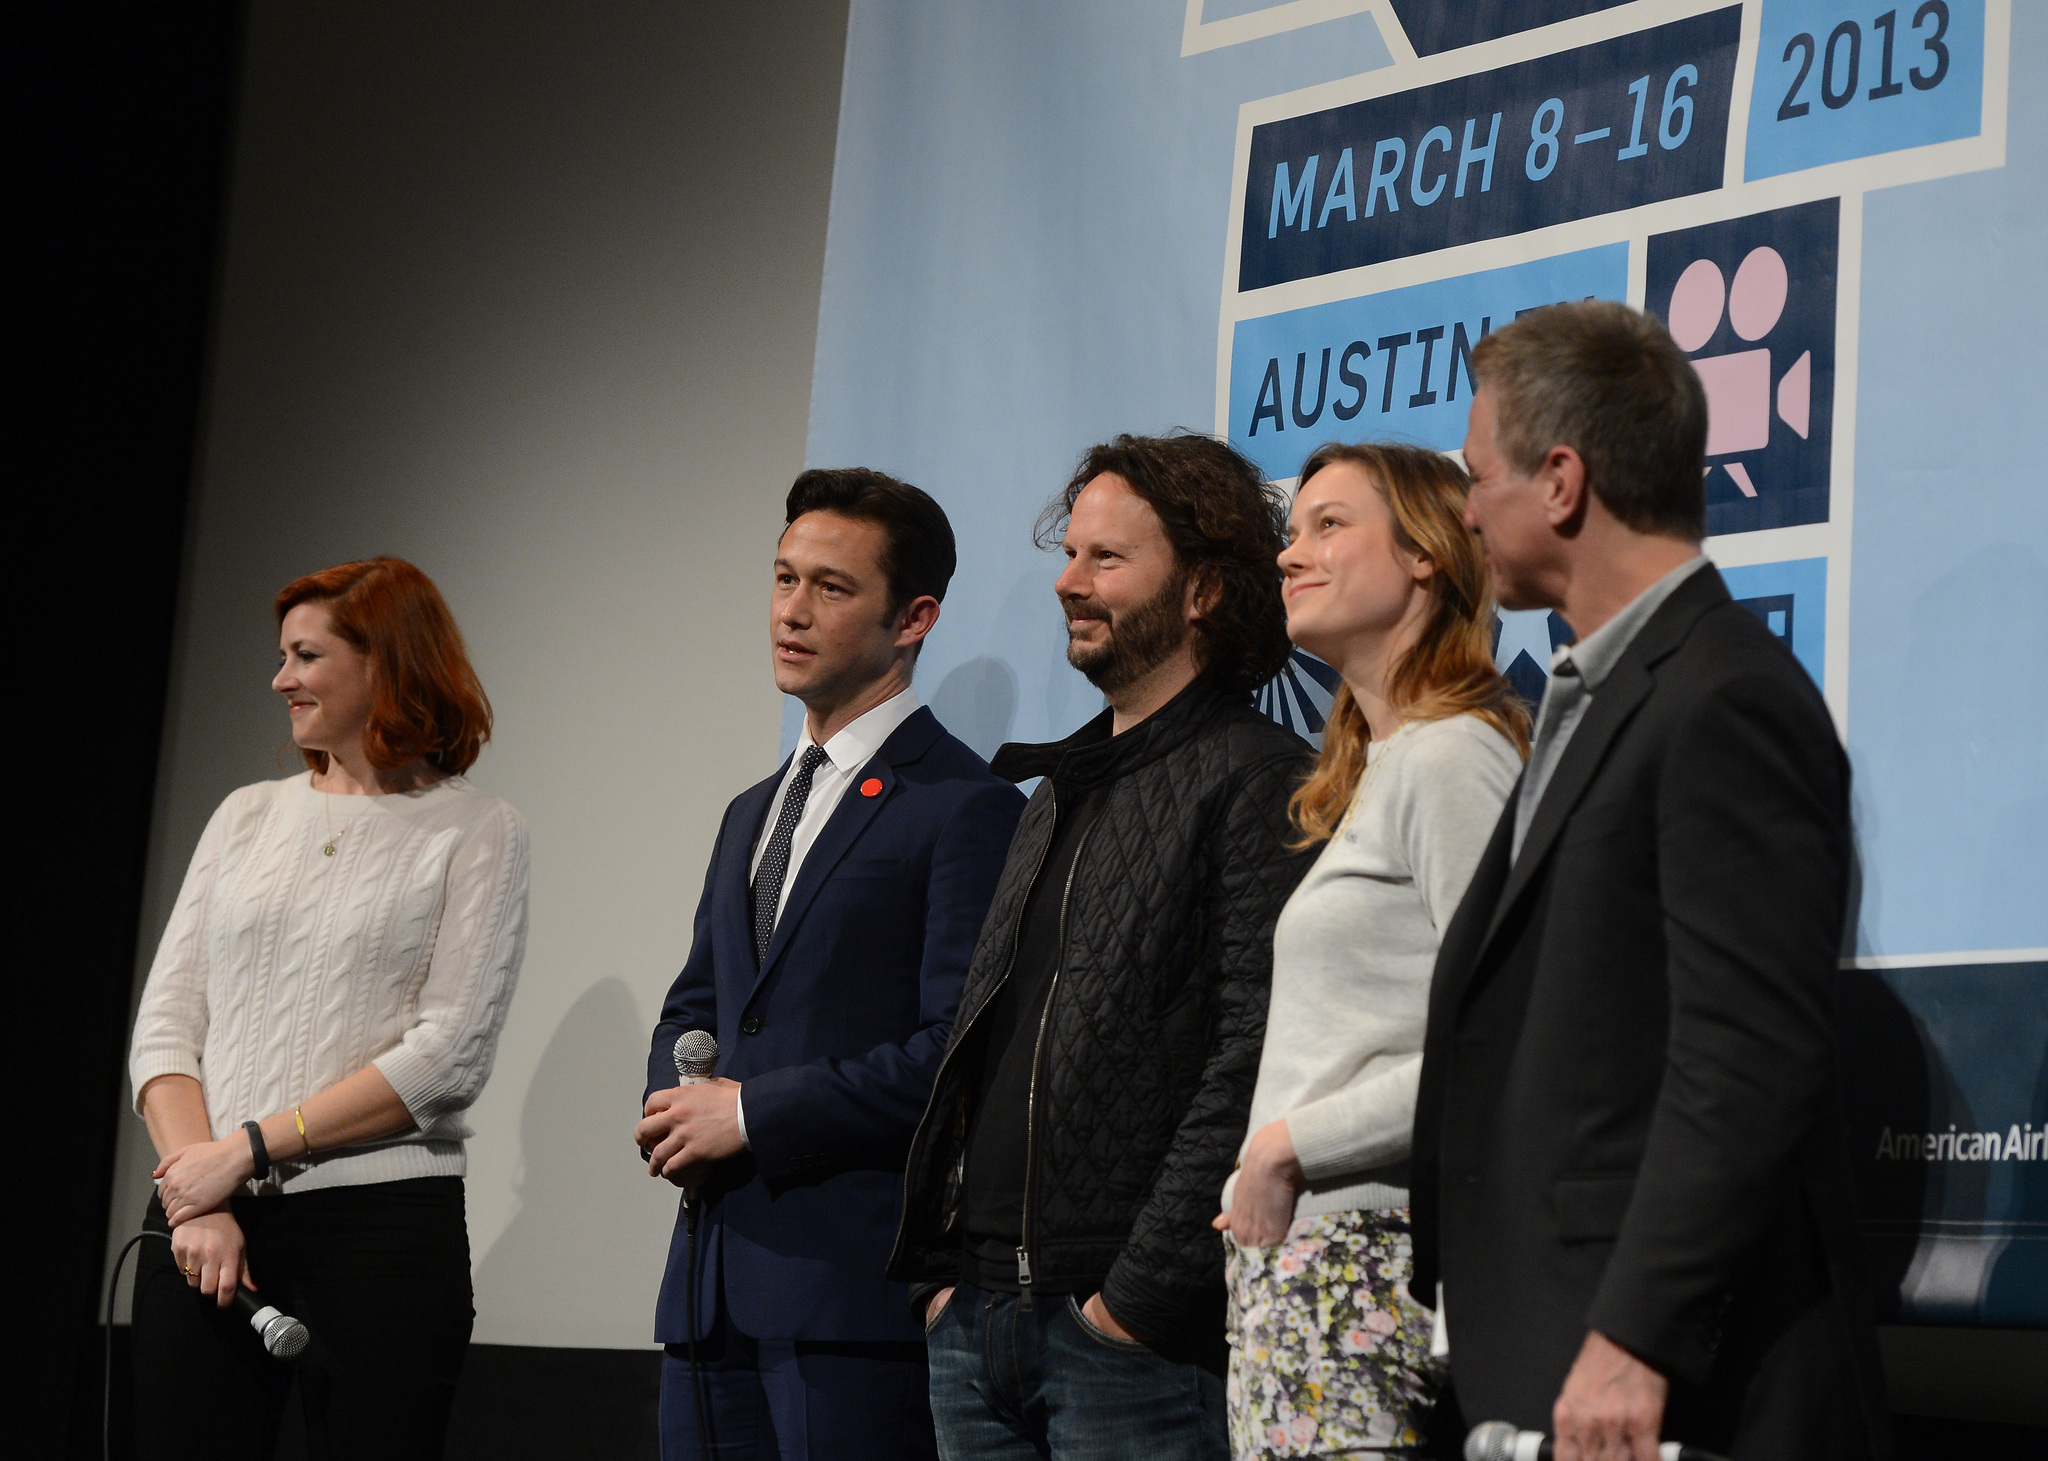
[1065,568,1191,694]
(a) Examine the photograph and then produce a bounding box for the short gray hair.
[1470,300,1707,541]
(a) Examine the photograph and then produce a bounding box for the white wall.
[107,0,849,1348]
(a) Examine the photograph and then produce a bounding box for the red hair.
[275,557,493,776]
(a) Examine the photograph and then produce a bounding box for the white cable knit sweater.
[130,772,530,1193]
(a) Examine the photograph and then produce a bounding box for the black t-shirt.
[960,780,1105,1292]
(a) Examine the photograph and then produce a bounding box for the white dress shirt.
[749,688,923,918]
[731,687,922,1145]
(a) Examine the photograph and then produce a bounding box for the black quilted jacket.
[887,675,1314,1339]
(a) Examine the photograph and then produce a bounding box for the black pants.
[132,1176,473,1461]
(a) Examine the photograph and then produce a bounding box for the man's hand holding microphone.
[635,1030,741,1189]
[1463,1330,1726,1461]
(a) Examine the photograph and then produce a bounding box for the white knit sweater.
[130,773,530,1193]
[1227,714,1521,1221]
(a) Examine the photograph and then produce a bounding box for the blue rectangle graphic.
[1237,7,1738,290]
[1746,0,1985,181]
[1716,556,1826,687]
[1228,244,1628,481]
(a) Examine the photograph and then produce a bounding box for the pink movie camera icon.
[1667,246,1812,499]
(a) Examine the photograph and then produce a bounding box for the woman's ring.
[181,1264,197,1278]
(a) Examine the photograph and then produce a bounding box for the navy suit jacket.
[648,705,1024,1344]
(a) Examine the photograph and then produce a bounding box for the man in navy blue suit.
[635,469,1025,1461]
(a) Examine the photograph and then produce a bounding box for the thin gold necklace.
[319,781,357,857]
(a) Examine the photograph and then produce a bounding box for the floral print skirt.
[1224,1207,1442,1459]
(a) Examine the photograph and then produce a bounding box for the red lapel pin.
[860,777,883,798]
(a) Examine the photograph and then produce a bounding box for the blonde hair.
[1287,442,1531,845]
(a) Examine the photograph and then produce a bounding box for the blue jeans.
[926,1282,1229,1461]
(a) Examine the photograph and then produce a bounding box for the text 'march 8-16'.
[1239,6,1742,291]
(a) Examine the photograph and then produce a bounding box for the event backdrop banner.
[807,0,2044,1325]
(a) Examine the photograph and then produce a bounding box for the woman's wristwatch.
[243,1119,271,1182]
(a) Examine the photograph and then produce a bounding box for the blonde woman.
[1215,443,1528,1458]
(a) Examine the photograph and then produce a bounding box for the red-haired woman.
[128,557,528,1460]
[1215,445,1529,1458]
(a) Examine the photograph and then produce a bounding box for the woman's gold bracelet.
[294,1104,314,1157]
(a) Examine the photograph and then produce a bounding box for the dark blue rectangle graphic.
[1647,198,1839,535]
[1239,7,1741,290]
[1838,963,2048,1327]
[1390,0,1633,58]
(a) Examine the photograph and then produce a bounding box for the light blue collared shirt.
[1510,556,1709,863]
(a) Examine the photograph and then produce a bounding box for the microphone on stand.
[1465,1422,1728,1461]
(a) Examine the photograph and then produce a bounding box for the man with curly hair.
[890,433,1316,1459]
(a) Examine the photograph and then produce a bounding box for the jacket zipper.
[1017,809,1097,1302]
[888,783,1060,1268]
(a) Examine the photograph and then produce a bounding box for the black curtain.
[7,6,244,1455]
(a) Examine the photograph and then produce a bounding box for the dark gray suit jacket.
[1411,565,1892,1458]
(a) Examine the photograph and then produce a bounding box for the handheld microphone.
[639,1029,723,1163]
[673,1029,719,1083]
[667,1030,721,1461]
[673,1029,722,1201]
[1465,1422,1728,1461]
[235,1286,311,1360]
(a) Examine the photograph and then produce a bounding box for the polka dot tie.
[752,745,829,968]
